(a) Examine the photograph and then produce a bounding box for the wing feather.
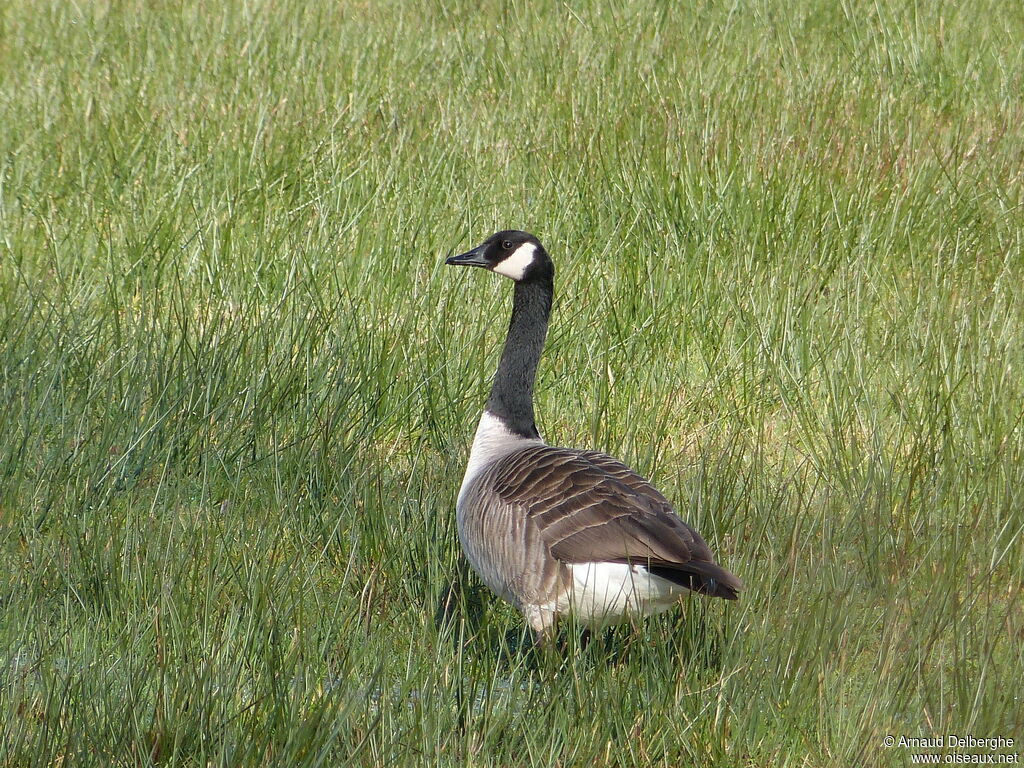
[485,445,743,599]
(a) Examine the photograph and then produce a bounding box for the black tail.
[648,560,743,600]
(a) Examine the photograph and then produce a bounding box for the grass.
[1,0,1022,765]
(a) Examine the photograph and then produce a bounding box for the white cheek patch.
[492,242,537,280]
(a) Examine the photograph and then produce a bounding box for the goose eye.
[501,240,513,250]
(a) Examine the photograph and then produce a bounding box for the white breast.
[457,411,542,505]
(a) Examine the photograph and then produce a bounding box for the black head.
[445,230,553,283]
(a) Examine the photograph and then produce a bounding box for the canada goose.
[446,230,742,645]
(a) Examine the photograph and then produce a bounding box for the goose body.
[447,231,742,642]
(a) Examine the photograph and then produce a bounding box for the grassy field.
[1,0,1022,765]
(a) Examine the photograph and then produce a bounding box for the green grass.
[1,0,1023,765]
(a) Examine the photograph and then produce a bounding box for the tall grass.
[1,0,1022,765]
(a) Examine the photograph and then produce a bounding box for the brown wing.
[489,446,743,599]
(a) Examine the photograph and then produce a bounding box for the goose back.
[457,443,742,618]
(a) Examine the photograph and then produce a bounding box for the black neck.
[486,275,553,439]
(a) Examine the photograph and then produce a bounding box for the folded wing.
[489,446,743,599]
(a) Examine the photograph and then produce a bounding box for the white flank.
[458,411,542,502]
[560,562,685,626]
[492,242,537,280]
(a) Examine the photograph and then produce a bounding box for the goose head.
[446,230,554,283]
